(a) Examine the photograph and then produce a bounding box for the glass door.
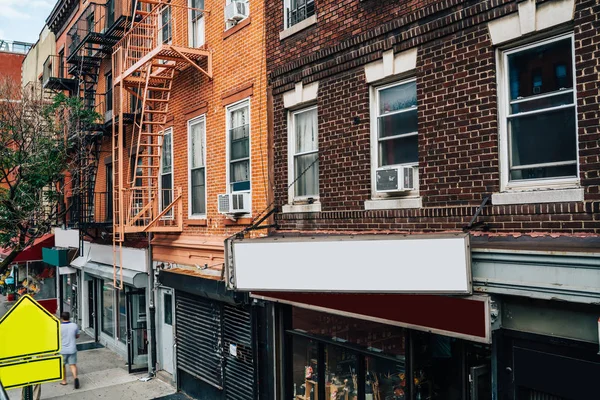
[126,289,148,373]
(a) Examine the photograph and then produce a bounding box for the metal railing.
[115,3,206,76]
[123,188,182,231]
[66,2,110,59]
[42,55,70,87]
[67,192,113,225]
[0,39,32,54]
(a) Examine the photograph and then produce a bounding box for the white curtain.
[294,109,318,197]
[191,121,205,169]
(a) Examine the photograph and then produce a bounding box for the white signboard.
[230,234,471,293]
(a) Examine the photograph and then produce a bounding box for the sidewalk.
[7,344,176,399]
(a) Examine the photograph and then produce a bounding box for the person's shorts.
[62,353,77,365]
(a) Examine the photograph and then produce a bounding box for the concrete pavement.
[7,345,177,399]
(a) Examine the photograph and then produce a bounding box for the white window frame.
[369,78,420,200]
[187,115,207,219]
[283,0,315,30]
[225,0,249,30]
[287,105,319,204]
[158,5,172,44]
[188,0,205,47]
[225,98,252,197]
[497,32,579,193]
[159,127,174,218]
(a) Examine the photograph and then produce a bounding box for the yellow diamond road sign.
[0,295,60,361]
[0,295,63,389]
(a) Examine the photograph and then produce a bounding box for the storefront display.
[286,306,490,400]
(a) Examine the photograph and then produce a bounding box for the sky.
[0,0,56,44]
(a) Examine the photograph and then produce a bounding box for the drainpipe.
[147,232,157,375]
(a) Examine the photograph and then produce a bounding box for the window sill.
[223,217,253,226]
[279,15,317,40]
[282,202,321,213]
[365,197,422,210]
[223,17,251,40]
[186,218,207,226]
[491,188,584,205]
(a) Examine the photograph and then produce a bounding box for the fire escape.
[112,0,212,286]
[62,0,134,251]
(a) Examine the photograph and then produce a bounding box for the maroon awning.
[0,234,55,263]
[251,291,491,343]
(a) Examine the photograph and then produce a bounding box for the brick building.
[229,0,600,399]
[41,0,271,397]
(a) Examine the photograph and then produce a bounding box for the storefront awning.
[252,291,492,343]
[81,261,147,288]
[0,234,55,263]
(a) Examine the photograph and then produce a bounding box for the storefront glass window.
[365,356,406,400]
[13,262,56,300]
[292,336,319,399]
[412,331,462,400]
[101,282,115,337]
[118,288,127,344]
[62,274,72,305]
[325,345,358,400]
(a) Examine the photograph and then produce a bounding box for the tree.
[0,79,100,274]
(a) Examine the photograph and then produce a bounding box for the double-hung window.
[188,116,206,217]
[189,0,204,47]
[373,79,418,193]
[284,0,315,29]
[227,100,250,193]
[160,128,173,214]
[159,5,172,44]
[289,106,318,200]
[500,34,578,187]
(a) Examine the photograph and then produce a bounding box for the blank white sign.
[231,234,471,293]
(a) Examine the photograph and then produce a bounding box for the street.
[6,344,176,400]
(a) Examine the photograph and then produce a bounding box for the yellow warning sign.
[0,295,60,361]
[0,295,63,389]
[0,356,63,389]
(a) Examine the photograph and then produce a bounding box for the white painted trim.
[491,188,583,205]
[497,33,579,192]
[282,202,321,213]
[364,197,423,210]
[369,79,420,199]
[283,81,319,109]
[287,105,319,204]
[225,98,252,217]
[364,48,418,83]
[487,0,575,45]
[279,14,317,40]
[187,115,207,219]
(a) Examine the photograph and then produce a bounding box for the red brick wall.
[268,0,600,234]
[0,52,25,87]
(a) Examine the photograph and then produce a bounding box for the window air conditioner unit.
[376,166,416,192]
[225,1,247,21]
[218,192,250,214]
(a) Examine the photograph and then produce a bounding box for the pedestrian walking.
[59,312,80,389]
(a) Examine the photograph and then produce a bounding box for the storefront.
[1,234,58,316]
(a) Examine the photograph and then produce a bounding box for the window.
[160,128,173,213]
[188,116,206,217]
[288,106,318,200]
[164,293,172,325]
[118,288,126,344]
[284,0,315,29]
[189,0,205,47]
[159,6,172,44]
[500,34,578,187]
[105,72,113,112]
[227,100,250,192]
[101,282,115,337]
[106,163,113,222]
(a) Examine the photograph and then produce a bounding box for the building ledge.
[492,188,583,205]
[365,197,422,210]
[282,202,321,213]
[279,15,317,40]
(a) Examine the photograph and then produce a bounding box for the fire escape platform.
[114,44,211,84]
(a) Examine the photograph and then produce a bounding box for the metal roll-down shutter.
[223,304,255,400]
[175,291,223,389]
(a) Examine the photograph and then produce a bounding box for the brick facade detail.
[267,0,600,234]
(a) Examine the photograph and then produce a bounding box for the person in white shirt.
[59,312,80,389]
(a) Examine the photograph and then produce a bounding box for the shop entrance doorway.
[157,287,174,375]
[126,289,148,373]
